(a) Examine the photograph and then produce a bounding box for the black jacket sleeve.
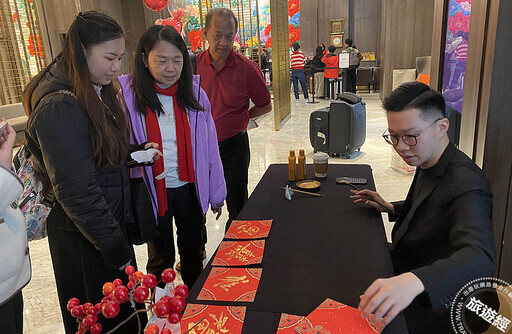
[31,97,132,270]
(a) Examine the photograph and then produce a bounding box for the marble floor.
[21,92,414,333]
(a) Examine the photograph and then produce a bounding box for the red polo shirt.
[196,49,271,142]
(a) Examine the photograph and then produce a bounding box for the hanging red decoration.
[143,0,168,12]
[155,17,183,33]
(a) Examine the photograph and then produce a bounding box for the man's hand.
[212,207,222,220]
[358,272,425,328]
[350,189,394,213]
[249,103,272,119]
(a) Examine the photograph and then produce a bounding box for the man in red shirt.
[290,42,310,103]
[196,8,272,230]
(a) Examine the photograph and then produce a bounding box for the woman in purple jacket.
[118,25,226,288]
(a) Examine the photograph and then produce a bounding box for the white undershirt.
[156,85,188,188]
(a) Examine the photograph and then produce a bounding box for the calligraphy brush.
[281,187,326,197]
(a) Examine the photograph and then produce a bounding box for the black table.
[188,164,408,333]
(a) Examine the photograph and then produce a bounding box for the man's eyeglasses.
[382,118,442,146]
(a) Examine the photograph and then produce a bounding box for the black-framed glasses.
[382,118,442,146]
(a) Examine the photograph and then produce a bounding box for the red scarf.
[145,81,195,217]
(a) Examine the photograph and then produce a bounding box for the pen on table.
[341,180,362,191]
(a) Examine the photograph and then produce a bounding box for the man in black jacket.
[350,82,495,333]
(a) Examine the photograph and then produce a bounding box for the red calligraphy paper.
[212,240,265,266]
[197,267,262,302]
[180,304,246,334]
[276,313,306,333]
[294,298,383,333]
[224,219,273,239]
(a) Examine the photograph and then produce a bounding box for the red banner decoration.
[212,240,265,267]
[225,219,273,240]
[198,267,262,302]
[181,304,246,334]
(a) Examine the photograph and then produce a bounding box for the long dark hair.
[23,11,128,166]
[132,25,203,116]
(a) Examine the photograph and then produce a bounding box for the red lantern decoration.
[143,0,168,12]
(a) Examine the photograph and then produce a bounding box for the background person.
[321,45,340,99]
[118,25,226,288]
[342,38,362,93]
[311,45,326,98]
[22,11,144,333]
[0,120,30,334]
[351,82,495,333]
[290,41,310,103]
[196,8,272,231]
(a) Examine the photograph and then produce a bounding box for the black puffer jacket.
[25,64,133,270]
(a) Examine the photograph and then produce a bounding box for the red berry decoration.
[169,296,186,312]
[125,265,135,275]
[127,281,135,289]
[167,311,182,324]
[90,323,102,334]
[113,285,129,303]
[174,284,189,298]
[94,303,102,314]
[145,324,160,334]
[161,268,176,283]
[70,306,84,318]
[134,271,145,282]
[133,286,150,303]
[82,314,96,327]
[101,296,113,304]
[159,296,172,309]
[102,282,115,296]
[154,300,170,317]
[161,329,172,334]
[67,298,80,311]
[113,278,123,287]
[142,273,157,289]
[82,302,95,315]
[101,301,120,319]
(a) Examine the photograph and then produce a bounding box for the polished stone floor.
[22,92,414,333]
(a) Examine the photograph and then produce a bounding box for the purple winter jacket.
[118,74,226,216]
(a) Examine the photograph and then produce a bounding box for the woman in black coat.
[23,11,152,333]
[312,46,327,98]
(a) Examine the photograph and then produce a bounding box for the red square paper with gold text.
[212,240,265,266]
[180,304,246,334]
[294,298,383,333]
[225,219,273,239]
[276,313,306,333]
[198,267,262,302]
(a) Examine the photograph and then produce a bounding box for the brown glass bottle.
[298,149,306,180]
[288,150,296,181]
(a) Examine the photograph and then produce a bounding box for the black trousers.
[218,131,250,232]
[0,291,23,334]
[147,183,204,288]
[47,225,144,334]
[345,67,357,93]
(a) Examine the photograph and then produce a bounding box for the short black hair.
[328,45,336,53]
[383,82,446,120]
[204,8,238,32]
[345,38,353,47]
[292,42,300,51]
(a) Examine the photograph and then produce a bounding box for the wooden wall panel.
[354,0,381,60]
[481,0,512,283]
[299,0,319,57]
[381,0,435,98]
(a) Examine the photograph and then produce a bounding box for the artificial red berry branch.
[67,266,189,334]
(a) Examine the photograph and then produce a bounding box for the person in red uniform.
[196,8,272,231]
[321,45,340,99]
